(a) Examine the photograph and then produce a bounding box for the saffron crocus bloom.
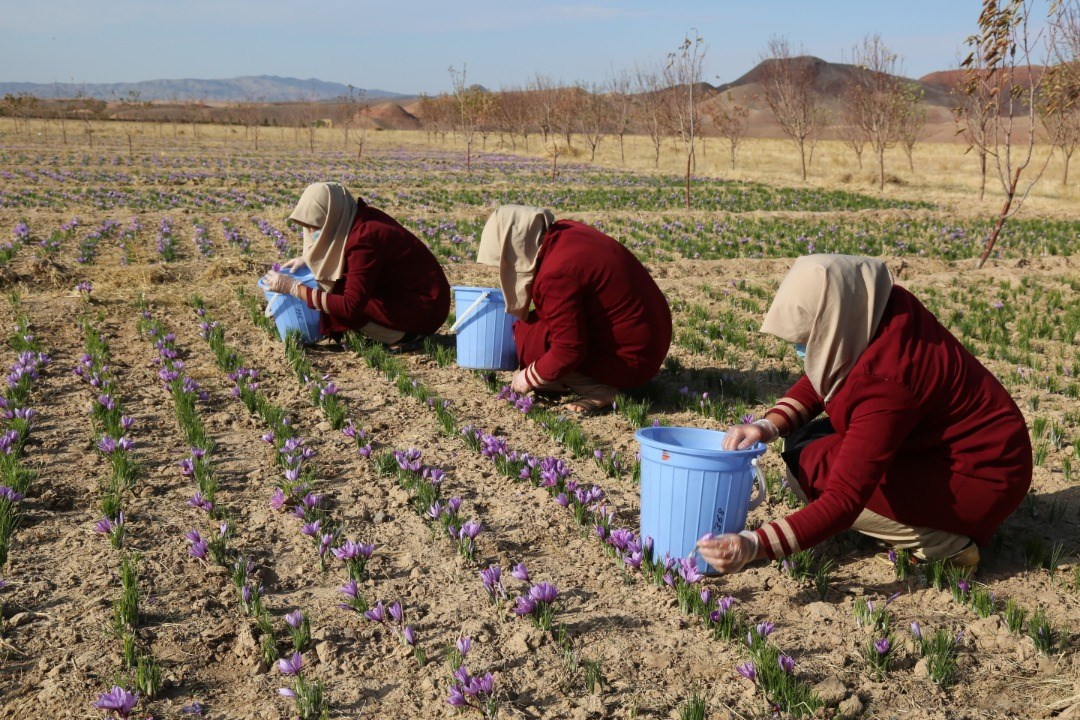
[756,621,775,638]
[364,600,385,623]
[178,458,195,476]
[528,582,559,604]
[388,601,404,624]
[736,662,756,681]
[96,436,117,454]
[512,595,537,616]
[778,654,795,674]
[285,610,304,628]
[460,520,482,539]
[957,579,970,594]
[403,625,416,646]
[300,520,321,537]
[479,565,502,593]
[277,688,296,698]
[269,488,287,511]
[189,539,208,560]
[447,686,467,708]
[187,493,213,512]
[339,580,361,599]
[510,563,529,582]
[910,622,922,641]
[92,686,140,718]
[874,638,891,655]
[276,652,303,676]
[457,636,471,657]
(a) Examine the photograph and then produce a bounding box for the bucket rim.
[634,425,766,458]
[451,285,505,298]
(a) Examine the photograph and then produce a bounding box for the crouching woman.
[477,205,672,413]
[263,182,451,347]
[699,254,1031,575]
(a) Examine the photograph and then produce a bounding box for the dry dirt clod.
[812,675,849,706]
[837,694,864,717]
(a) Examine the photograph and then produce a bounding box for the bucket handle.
[748,457,767,511]
[448,291,490,334]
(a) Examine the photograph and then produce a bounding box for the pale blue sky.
[0,1,1054,94]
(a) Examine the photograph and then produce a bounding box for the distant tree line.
[0,1,1076,202]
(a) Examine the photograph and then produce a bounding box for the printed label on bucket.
[661,451,670,461]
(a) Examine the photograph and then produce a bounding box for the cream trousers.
[785,470,971,560]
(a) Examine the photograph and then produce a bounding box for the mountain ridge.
[0,75,407,103]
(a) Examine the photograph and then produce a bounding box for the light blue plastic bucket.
[450,286,517,371]
[636,426,767,574]
[257,267,324,344]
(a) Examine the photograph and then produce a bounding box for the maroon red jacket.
[755,285,1031,558]
[296,201,450,336]
[515,220,672,388]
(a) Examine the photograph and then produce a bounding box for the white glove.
[697,531,760,574]
[510,369,532,394]
[279,257,306,271]
[263,271,297,296]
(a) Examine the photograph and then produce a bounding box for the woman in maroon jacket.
[477,205,672,413]
[698,254,1031,575]
[263,182,450,345]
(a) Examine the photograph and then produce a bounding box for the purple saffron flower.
[874,637,891,655]
[554,492,569,507]
[528,582,559,604]
[403,625,416,646]
[388,601,404,624]
[276,652,303,676]
[476,672,495,694]
[364,601,385,623]
[269,488,287,511]
[510,563,529,582]
[512,595,537,616]
[778,654,795,674]
[242,586,253,605]
[479,565,502,593]
[910,622,922,640]
[178,458,195,476]
[189,539,208,560]
[957,579,971,594]
[460,520,482,540]
[447,686,467,708]
[180,702,205,715]
[457,637,471,657]
[736,662,756,681]
[756,621,775,638]
[187,492,213,512]
[92,686,140,718]
[277,688,295,698]
[96,436,117,454]
[300,520,321,537]
[285,610,304,628]
[339,580,361,599]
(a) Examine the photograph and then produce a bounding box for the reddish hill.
[359,101,420,130]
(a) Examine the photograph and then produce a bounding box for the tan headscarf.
[761,254,894,402]
[476,205,555,318]
[288,182,359,290]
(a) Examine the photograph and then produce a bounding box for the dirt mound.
[359,102,420,130]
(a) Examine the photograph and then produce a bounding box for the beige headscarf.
[476,205,555,318]
[761,254,894,402]
[288,182,359,290]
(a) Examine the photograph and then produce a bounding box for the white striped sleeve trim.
[523,362,545,389]
[771,396,810,427]
[775,517,801,554]
[760,524,785,558]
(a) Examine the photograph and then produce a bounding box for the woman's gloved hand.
[722,418,778,450]
[279,257,306,272]
[263,271,298,296]
[510,369,532,394]
[697,531,760,574]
